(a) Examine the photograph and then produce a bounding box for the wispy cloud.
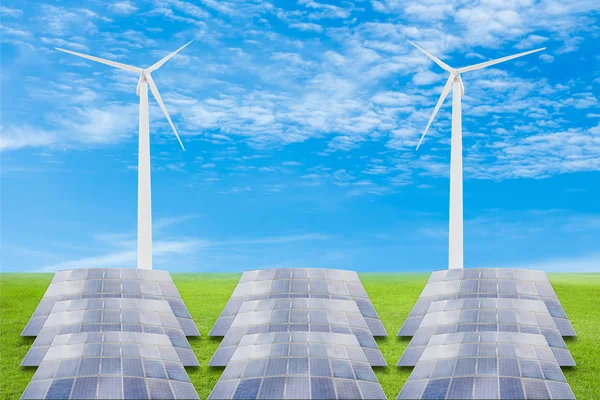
[108,1,138,15]
[39,238,205,272]
[36,213,329,272]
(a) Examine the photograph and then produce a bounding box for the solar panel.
[208,332,386,399]
[21,332,199,400]
[398,298,575,367]
[397,332,575,400]
[22,268,199,337]
[209,298,386,367]
[210,268,387,337]
[397,268,575,337]
[22,298,198,367]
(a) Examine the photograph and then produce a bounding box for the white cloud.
[0,6,23,18]
[36,5,104,36]
[51,103,139,145]
[40,238,204,271]
[109,2,138,15]
[0,126,57,151]
[0,25,33,40]
[288,22,323,33]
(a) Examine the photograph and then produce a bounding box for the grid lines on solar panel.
[398,268,576,337]
[398,298,575,367]
[210,268,387,337]
[397,331,575,400]
[208,332,386,400]
[20,331,199,400]
[22,298,198,367]
[22,268,199,337]
[210,298,386,367]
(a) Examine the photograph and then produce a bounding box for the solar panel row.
[209,268,387,399]
[210,298,386,367]
[22,332,199,399]
[210,268,387,337]
[396,269,576,399]
[209,332,386,399]
[20,268,200,400]
[398,298,575,367]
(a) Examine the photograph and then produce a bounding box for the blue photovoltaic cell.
[523,378,550,399]
[258,377,285,399]
[447,377,474,399]
[21,381,50,400]
[499,377,525,400]
[123,377,148,400]
[147,378,174,399]
[311,377,336,399]
[422,378,451,399]
[233,378,261,399]
[285,377,310,399]
[45,378,74,399]
[335,379,361,399]
[70,377,97,399]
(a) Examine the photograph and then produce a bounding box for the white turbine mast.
[56,41,192,270]
[410,41,545,270]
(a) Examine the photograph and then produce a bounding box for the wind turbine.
[56,41,192,270]
[410,41,545,270]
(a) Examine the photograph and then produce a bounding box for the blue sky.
[1,0,599,273]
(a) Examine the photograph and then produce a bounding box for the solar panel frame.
[210,268,387,337]
[208,332,386,400]
[210,298,386,367]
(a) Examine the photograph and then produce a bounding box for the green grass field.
[1,273,599,399]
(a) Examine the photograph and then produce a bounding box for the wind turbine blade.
[408,41,453,73]
[146,74,185,151]
[416,74,455,150]
[55,48,143,73]
[147,41,193,73]
[457,47,546,73]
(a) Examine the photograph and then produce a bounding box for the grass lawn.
[1,273,599,399]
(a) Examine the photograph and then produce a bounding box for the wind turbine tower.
[410,42,545,269]
[56,41,192,270]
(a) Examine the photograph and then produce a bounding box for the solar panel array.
[397,332,575,400]
[210,298,386,367]
[210,268,387,399]
[209,332,386,399]
[398,298,574,367]
[210,268,387,337]
[21,332,199,400]
[397,268,576,399]
[21,268,200,399]
[22,268,199,337]
[398,268,575,337]
[22,298,198,367]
